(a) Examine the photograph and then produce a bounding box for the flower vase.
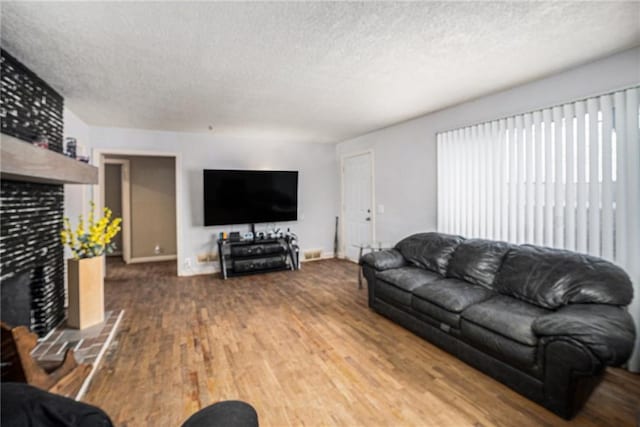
[67,255,104,329]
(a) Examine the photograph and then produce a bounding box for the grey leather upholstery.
[360,248,406,271]
[361,232,636,419]
[461,295,549,346]
[395,232,463,275]
[411,278,495,329]
[533,304,635,365]
[413,278,495,313]
[411,297,462,329]
[495,244,633,309]
[375,280,414,307]
[446,239,511,288]
[461,319,539,371]
[375,267,441,307]
[376,266,440,292]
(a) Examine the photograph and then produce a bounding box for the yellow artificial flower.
[60,201,122,259]
[76,215,84,237]
[89,201,95,223]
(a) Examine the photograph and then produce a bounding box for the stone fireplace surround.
[0,49,66,336]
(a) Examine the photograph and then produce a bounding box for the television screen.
[203,169,298,226]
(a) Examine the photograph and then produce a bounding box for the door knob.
[365,217,371,221]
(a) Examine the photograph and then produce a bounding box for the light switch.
[377,204,385,214]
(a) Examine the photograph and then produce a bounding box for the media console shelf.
[217,236,300,279]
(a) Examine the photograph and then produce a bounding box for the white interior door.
[343,152,373,261]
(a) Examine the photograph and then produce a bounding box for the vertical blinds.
[437,86,638,259]
[436,87,640,371]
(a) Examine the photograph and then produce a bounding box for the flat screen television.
[203,169,298,226]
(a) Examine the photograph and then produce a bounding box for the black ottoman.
[181,400,259,427]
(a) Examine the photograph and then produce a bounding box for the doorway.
[341,151,375,262]
[96,149,180,274]
[103,159,130,262]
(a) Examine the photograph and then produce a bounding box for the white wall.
[336,47,640,245]
[63,107,91,257]
[87,127,339,276]
[62,107,93,306]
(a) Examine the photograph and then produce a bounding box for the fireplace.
[0,50,66,336]
[0,269,32,328]
[0,181,66,336]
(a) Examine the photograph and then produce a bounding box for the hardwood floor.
[83,259,640,427]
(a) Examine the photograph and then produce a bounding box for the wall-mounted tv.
[203,169,298,226]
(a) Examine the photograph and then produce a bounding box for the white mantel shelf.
[1,134,98,185]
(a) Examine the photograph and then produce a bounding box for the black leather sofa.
[360,232,635,419]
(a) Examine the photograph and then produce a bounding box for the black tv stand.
[217,235,299,279]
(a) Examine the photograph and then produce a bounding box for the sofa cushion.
[376,267,441,292]
[412,298,461,329]
[447,239,511,289]
[375,267,441,308]
[395,232,464,276]
[461,319,539,373]
[495,245,633,309]
[412,278,496,313]
[461,295,549,346]
[375,280,413,307]
[411,279,495,329]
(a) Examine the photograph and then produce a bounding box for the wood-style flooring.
[83,259,640,426]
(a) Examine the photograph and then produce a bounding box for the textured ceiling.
[1,2,639,144]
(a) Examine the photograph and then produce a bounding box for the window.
[437,87,639,267]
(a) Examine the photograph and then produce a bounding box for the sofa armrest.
[532,304,635,366]
[360,249,406,271]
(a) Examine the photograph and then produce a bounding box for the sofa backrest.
[494,244,633,309]
[395,232,464,276]
[446,239,512,289]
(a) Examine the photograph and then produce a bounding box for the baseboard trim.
[180,265,218,277]
[128,255,177,264]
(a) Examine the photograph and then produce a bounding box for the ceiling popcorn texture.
[1,2,639,144]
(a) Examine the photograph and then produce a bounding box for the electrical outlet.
[184,258,192,268]
[154,244,162,255]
